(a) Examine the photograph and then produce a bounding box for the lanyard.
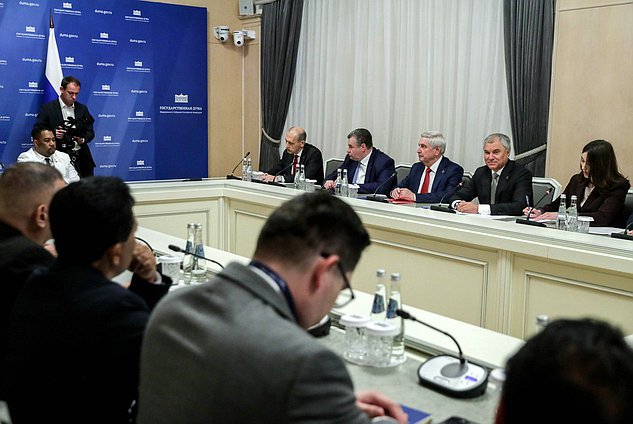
[249,260,297,320]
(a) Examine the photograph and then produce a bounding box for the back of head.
[582,139,626,189]
[254,191,370,272]
[0,163,63,226]
[347,128,373,149]
[421,131,446,154]
[50,176,134,263]
[499,318,633,424]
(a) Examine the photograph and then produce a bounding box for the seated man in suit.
[262,126,324,185]
[17,124,80,184]
[449,133,533,215]
[323,128,396,194]
[138,191,407,424]
[6,177,171,424]
[390,131,463,203]
[0,163,65,400]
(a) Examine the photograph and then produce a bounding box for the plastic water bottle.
[298,164,306,190]
[566,195,578,232]
[245,158,253,182]
[191,223,207,283]
[241,158,248,181]
[370,269,387,321]
[386,273,406,365]
[535,314,550,333]
[335,169,342,195]
[341,169,349,197]
[183,223,195,284]
[556,194,567,230]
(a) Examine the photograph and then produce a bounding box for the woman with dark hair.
[525,139,630,227]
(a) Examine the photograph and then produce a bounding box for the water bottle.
[241,158,248,181]
[535,314,550,333]
[566,195,578,232]
[246,158,253,182]
[341,169,349,197]
[182,223,196,284]
[370,269,387,321]
[298,164,306,190]
[335,169,342,195]
[556,194,567,230]
[191,223,207,283]
[386,273,406,365]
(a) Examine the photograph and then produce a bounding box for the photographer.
[36,76,95,177]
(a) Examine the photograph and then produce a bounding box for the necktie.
[45,158,52,167]
[490,172,499,204]
[419,167,432,194]
[292,155,299,175]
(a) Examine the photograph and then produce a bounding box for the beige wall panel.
[548,2,633,184]
[558,0,632,10]
[510,255,633,338]
[226,199,274,256]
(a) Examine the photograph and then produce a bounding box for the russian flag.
[43,11,63,103]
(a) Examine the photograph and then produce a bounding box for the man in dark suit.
[390,131,464,203]
[449,133,533,215]
[323,128,396,194]
[6,177,171,424]
[262,126,324,185]
[0,163,65,400]
[35,75,95,177]
[137,192,407,424]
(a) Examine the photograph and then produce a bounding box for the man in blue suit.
[323,128,396,194]
[390,131,463,203]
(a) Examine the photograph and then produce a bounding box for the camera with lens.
[57,115,95,152]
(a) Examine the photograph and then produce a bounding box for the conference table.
[129,178,633,340]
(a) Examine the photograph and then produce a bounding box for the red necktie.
[419,167,431,194]
[292,155,299,175]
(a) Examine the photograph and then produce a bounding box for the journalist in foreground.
[138,191,407,423]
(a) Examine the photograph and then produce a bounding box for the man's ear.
[309,254,339,294]
[33,204,48,229]
[105,242,123,268]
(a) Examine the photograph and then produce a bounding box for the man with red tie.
[390,131,463,203]
[262,126,324,185]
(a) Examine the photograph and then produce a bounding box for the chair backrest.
[395,163,412,184]
[462,171,472,187]
[324,157,345,178]
[532,177,562,208]
[615,189,633,229]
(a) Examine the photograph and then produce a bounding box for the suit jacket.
[6,262,170,423]
[542,173,630,227]
[266,143,325,185]
[325,148,396,194]
[397,157,464,203]
[0,222,54,399]
[449,160,533,215]
[36,99,95,177]
[138,262,370,424]
[17,147,80,184]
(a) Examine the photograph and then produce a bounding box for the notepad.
[401,404,432,424]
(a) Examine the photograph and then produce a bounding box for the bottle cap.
[158,255,182,264]
[340,314,371,328]
[390,272,401,281]
[365,321,399,336]
[376,269,386,277]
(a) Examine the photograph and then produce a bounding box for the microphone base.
[610,232,633,241]
[365,194,389,203]
[226,174,242,180]
[515,218,547,227]
[430,205,456,214]
[417,354,488,398]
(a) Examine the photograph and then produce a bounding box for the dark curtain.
[503,0,554,177]
[259,0,304,171]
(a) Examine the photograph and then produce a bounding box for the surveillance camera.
[213,26,230,42]
[233,31,244,47]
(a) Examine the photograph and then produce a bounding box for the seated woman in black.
[525,139,629,227]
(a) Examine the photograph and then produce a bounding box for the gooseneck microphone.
[227,151,251,179]
[611,222,633,241]
[168,244,224,269]
[366,172,397,202]
[396,308,488,398]
[273,161,295,180]
[430,182,462,214]
[515,188,552,227]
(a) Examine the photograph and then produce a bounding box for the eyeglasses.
[321,252,356,308]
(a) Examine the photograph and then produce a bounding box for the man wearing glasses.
[138,191,407,424]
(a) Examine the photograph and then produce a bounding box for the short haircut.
[61,76,81,89]
[347,128,373,149]
[31,123,53,140]
[420,131,446,155]
[254,191,370,271]
[483,133,511,152]
[0,163,63,221]
[500,318,633,424]
[288,126,307,142]
[50,177,135,263]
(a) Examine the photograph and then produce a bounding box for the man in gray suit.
[138,192,407,423]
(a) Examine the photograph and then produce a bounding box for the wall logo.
[92,32,117,46]
[0,115,10,122]
[102,84,110,91]
[56,2,81,15]
[26,26,35,33]
[100,32,108,39]
[22,57,42,64]
[63,56,83,70]
[125,9,149,23]
[160,93,204,115]
[19,81,43,94]
[133,10,141,16]
[126,60,150,73]
[136,160,144,165]
[175,94,188,103]
[128,110,151,122]
[93,84,119,97]
[94,135,119,148]
[0,59,7,66]
[103,136,112,141]
[17,25,44,39]
[28,82,37,88]
[129,159,153,172]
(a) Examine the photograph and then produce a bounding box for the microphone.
[430,182,462,214]
[226,151,251,179]
[515,188,552,227]
[168,244,224,269]
[610,222,633,241]
[273,161,295,180]
[366,172,397,202]
[396,308,488,398]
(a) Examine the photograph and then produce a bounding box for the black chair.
[395,163,412,184]
[532,177,562,208]
[615,189,633,228]
[324,157,344,178]
[461,171,472,187]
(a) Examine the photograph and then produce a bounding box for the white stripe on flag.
[44,17,63,103]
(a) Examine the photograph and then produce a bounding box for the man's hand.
[261,173,275,182]
[323,180,336,190]
[456,201,479,214]
[356,390,408,424]
[129,241,157,283]
[72,136,85,145]
[390,187,414,201]
[55,127,66,140]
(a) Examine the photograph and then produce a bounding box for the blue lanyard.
[250,260,297,320]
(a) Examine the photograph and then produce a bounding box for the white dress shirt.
[17,148,80,184]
